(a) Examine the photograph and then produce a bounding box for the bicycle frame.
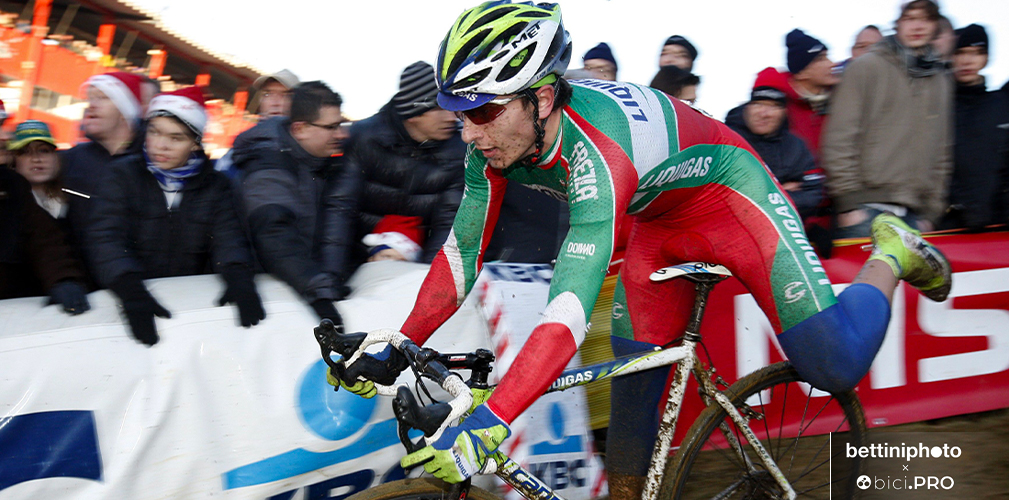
[483,277,798,500]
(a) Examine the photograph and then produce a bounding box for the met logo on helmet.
[510,22,541,50]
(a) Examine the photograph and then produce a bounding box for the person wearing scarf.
[822,0,953,239]
[89,86,265,346]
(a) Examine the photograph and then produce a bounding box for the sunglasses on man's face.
[455,95,521,125]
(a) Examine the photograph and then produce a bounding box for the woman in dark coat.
[90,87,264,346]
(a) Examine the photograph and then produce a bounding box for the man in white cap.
[216,69,301,179]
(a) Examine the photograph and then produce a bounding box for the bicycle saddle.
[649,262,732,283]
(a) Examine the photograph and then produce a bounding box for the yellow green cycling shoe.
[868,213,952,302]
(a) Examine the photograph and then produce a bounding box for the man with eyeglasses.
[232,81,356,323]
[334,2,952,496]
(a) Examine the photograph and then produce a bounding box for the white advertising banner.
[0,261,602,499]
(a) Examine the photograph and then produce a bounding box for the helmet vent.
[469,6,520,33]
[451,68,492,92]
[491,49,511,62]
[536,28,566,75]
[515,11,551,18]
[449,28,492,77]
[497,43,536,82]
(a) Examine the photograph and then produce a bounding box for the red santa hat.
[362,215,425,262]
[146,86,208,139]
[83,72,144,126]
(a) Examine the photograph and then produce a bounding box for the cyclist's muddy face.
[460,97,538,169]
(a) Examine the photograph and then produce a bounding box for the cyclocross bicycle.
[314,262,867,500]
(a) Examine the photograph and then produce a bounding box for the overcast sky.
[132,0,1009,121]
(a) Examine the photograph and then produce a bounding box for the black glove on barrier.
[109,274,171,346]
[49,280,91,315]
[217,266,266,327]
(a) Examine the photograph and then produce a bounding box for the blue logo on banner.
[530,403,583,455]
[0,410,103,491]
[222,359,413,490]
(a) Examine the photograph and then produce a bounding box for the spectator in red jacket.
[781,29,840,163]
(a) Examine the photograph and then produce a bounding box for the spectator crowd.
[1,0,1006,345]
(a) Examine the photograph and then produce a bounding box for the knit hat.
[750,68,789,106]
[83,72,144,125]
[663,35,698,61]
[955,24,988,52]
[146,86,208,139]
[583,42,618,72]
[393,61,439,119]
[786,29,828,74]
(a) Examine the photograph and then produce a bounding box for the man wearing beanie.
[343,61,463,265]
[659,35,698,71]
[231,81,356,325]
[823,0,952,237]
[779,29,839,162]
[89,86,264,345]
[942,23,1009,229]
[60,71,147,284]
[345,61,570,268]
[725,75,823,221]
[582,42,618,81]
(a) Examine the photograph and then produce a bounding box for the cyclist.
[333,2,952,498]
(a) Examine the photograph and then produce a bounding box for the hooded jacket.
[942,81,1009,229]
[88,151,253,287]
[344,103,465,264]
[820,39,953,221]
[725,104,823,219]
[231,117,359,303]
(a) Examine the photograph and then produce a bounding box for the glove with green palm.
[400,404,510,483]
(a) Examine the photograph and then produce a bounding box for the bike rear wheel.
[344,478,500,500]
[660,361,867,499]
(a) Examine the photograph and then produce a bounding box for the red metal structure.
[0,0,262,152]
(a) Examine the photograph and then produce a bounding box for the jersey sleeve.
[487,124,639,423]
[400,145,507,345]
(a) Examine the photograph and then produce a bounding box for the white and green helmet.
[436,1,571,111]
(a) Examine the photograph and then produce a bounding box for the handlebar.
[313,319,476,447]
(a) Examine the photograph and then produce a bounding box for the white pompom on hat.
[146,86,208,139]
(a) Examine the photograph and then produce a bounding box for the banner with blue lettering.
[0,261,606,499]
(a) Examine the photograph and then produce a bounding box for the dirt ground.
[598,408,1009,499]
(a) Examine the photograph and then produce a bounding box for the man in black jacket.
[942,24,1009,229]
[345,62,464,265]
[61,72,146,280]
[234,82,356,323]
[346,62,568,267]
[725,84,825,220]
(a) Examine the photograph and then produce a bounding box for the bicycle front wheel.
[660,361,867,499]
[344,478,500,500]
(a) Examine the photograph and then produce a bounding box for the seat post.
[684,279,720,342]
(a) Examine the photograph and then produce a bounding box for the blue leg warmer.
[776,283,891,393]
[606,336,672,476]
